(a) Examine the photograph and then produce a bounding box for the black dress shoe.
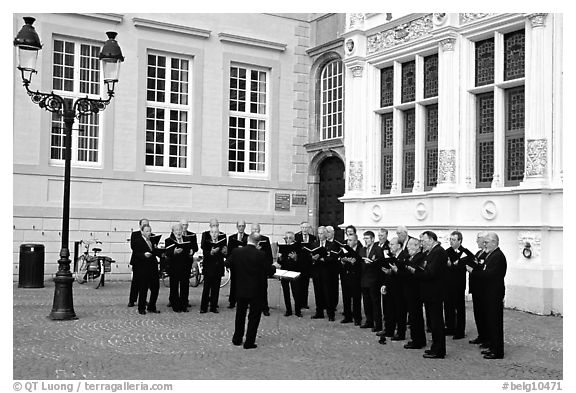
[295,312,303,317]
[243,343,258,349]
[479,343,490,349]
[404,342,425,349]
[284,311,292,317]
[340,318,353,324]
[424,349,433,354]
[452,335,465,340]
[423,353,445,359]
[391,335,405,341]
[360,323,374,329]
[263,310,270,316]
[147,309,160,314]
[232,339,242,346]
[210,309,219,314]
[481,349,493,355]
[200,309,207,314]
[378,338,386,345]
[138,310,146,315]
[354,320,362,326]
[469,337,483,344]
[311,314,324,319]
[127,302,135,307]
[483,353,503,359]
[376,331,386,337]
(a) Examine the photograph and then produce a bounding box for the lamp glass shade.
[17,46,39,82]
[101,58,121,83]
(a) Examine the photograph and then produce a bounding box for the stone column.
[435,36,459,190]
[522,13,552,187]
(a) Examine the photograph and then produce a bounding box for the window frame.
[319,59,344,141]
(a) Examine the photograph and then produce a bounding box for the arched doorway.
[318,156,345,241]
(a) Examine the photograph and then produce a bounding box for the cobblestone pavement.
[13,280,562,380]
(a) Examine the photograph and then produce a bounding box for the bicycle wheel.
[189,271,201,287]
[220,267,231,288]
[75,256,88,284]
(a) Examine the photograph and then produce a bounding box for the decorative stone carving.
[350,65,364,78]
[459,13,493,24]
[348,161,364,191]
[345,38,355,55]
[526,139,548,176]
[367,14,433,54]
[349,13,365,30]
[439,37,456,51]
[433,13,447,26]
[518,231,541,259]
[527,13,548,28]
[414,202,428,221]
[438,149,456,184]
[371,204,382,222]
[481,200,497,220]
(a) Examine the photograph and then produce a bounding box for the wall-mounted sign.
[275,193,291,211]
[291,194,307,206]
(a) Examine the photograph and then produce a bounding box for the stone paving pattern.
[13,280,562,380]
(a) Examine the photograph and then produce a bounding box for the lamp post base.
[49,272,77,321]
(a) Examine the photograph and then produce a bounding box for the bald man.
[179,218,198,308]
[227,220,248,309]
[200,219,227,313]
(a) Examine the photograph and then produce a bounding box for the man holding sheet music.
[277,231,300,317]
[251,223,273,316]
[179,219,198,308]
[227,220,248,309]
[359,231,385,333]
[307,226,330,320]
[128,218,150,307]
[131,224,162,315]
[295,222,316,311]
[165,223,194,313]
[200,219,227,313]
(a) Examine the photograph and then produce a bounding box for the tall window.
[402,109,416,192]
[50,38,102,166]
[228,65,269,175]
[380,113,393,194]
[473,28,525,187]
[320,60,344,140]
[145,53,191,170]
[425,104,438,190]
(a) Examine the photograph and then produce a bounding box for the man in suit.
[165,223,192,312]
[407,231,448,359]
[359,231,384,333]
[251,223,273,316]
[380,237,408,342]
[339,233,363,325]
[403,237,427,350]
[309,226,329,320]
[444,230,475,339]
[468,231,489,346]
[277,231,300,317]
[230,232,276,349]
[128,218,149,307]
[227,220,248,309]
[131,224,161,315]
[200,219,227,313]
[179,218,198,308]
[467,232,507,359]
[295,222,316,311]
[324,226,340,321]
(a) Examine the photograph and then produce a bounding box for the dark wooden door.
[318,157,345,239]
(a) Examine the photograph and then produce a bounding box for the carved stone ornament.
[414,202,428,221]
[350,65,364,78]
[348,161,364,191]
[439,37,456,52]
[481,200,497,220]
[345,39,355,55]
[527,13,548,28]
[349,13,366,30]
[459,13,493,24]
[367,14,433,54]
[517,231,541,259]
[371,204,383,222]
[438,149,456,184]
[433,13,447,26]
[526,139,548,176]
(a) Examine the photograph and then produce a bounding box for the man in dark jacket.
[200,219,227,313]
[227,220,248,309]
[468,231,488,346]
[339,233,363,325]
[251,223,273,316]
[131,224,162,315]
[165,223,192,312]
[230,232,276,349]
[467,232,507,359]
[128,218,149,307]
[359,231,384,333]
[403,237,427,349]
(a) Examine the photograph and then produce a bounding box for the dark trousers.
[297,271,311,308]
[404,286,426,345]
[138,266,159,312]
[200,275,221,311]
[281,278,299,314]
[444,284,466,336]
[472,292,487,342]
[228,270,236,306]
[341,276,362,322]
[485,296,505,357]
[129,266,140,304]
[362,286,382,330]
[425,300,446,356]
[169,268,189,311]
[321,269,339,318]
[311,269,326,315]
[232,296,263,346]
[383,283,407,336]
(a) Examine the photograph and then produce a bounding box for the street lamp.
[14,16,124,320]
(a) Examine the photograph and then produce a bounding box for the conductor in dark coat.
[230,232,276,349]
[128,218,149,307]
[251,223,274,316]
[226,220,248,309]
[467,232,507,359]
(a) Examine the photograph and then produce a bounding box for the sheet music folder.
[273,269,301,281]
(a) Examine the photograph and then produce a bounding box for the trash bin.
[18,244,45,288]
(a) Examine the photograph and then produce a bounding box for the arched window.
[320,60,344,140]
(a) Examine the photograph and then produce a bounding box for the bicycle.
[75,239,114,289]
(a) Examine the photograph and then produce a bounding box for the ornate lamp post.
[14,16,124,320]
